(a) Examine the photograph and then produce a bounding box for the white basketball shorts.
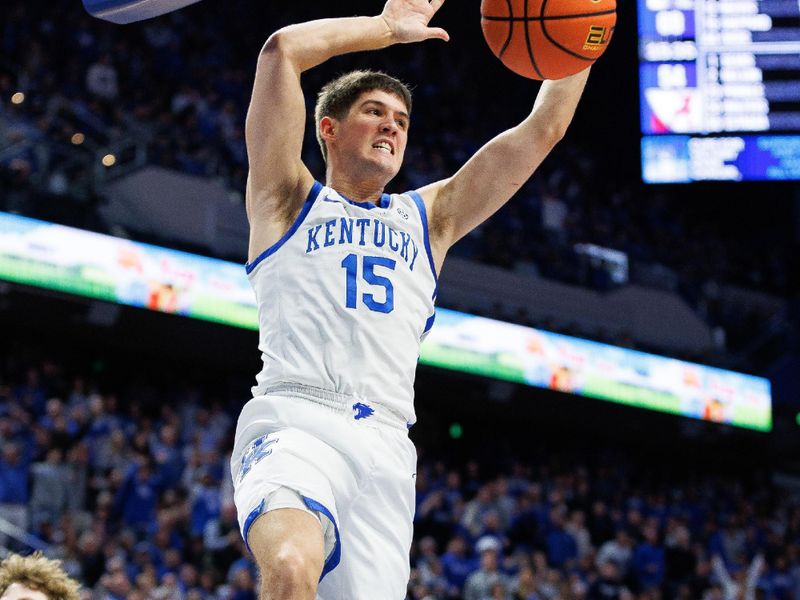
[230,385,417,600]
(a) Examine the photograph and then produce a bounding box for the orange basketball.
[480,0,616,80]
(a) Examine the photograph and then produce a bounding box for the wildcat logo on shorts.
[583,25,611,50]
[239,435,278,482]
[352,402,375,420]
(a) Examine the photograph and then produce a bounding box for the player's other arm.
[246,1,448,261]
[417,68,590,268]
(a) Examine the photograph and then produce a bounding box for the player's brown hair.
[315,70,412,162]
[0,553,81,600]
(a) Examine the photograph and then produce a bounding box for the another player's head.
[0,553,81,600]
[315,70,412,181]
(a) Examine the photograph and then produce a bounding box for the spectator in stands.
[0,443,30,547]
[566,509,593,560]
[663,521,696,596]
[463,485,496,539]
[710,553,764,600]
[440,534,475,594]
[765,554,794,600]
[188,466,221,538]
[0,552,81,600]
[29,448,70,530]
[64,443,89,517]
[150,423,184,485]
[631,522,665,591]
[85,54,118,102]
[464,537,509,600]
[588,561,632,600]
[597,529,635,577]
[546,504,578,569]
[94,557,131,600]
[228,564,257,600]
[510,564,539,600]
[113,459,161,533]
[203,501,242,575]
[76,531,105,587]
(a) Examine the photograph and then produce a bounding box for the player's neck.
[326,170,386,205]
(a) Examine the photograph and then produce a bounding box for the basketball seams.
[540,0,598,63]
[523,0,545,79]
[540,15,608,62]
[498,0,515,59]
[481,9,616,21]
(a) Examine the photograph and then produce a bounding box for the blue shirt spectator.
[114,461,161,529]
[440,535,477,591]
[632,524,665,590]
[546,506,578,568]
[0,443,29,504]
[190,470,222,537]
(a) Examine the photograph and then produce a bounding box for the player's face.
[0,583,49,600]
[336,90,409,178]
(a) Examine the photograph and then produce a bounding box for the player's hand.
[381,0,449,43]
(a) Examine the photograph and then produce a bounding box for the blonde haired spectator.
[0,552,81,600]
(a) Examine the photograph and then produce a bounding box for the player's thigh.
[249,507,325,582]
[319,431,416,599]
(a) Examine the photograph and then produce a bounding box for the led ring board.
[0,212,772,431]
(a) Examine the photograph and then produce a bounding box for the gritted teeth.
[372,142,393,154]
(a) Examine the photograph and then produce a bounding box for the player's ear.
[320,116,336,142]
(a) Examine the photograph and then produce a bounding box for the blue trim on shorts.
[242,498,266,555]
[241,494,340,582]
[302,496,342,582]
[245,180,324,274]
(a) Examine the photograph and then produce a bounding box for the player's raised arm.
[245,0,449,259]
[417,68,590,267]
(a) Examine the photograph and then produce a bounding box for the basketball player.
[0,553,81,600]
[230,0,590,598]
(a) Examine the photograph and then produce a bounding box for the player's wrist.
[376,14,400,45]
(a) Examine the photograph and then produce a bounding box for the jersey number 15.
[341,253,396,314]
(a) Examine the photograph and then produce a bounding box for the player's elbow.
[518,124,563,161]
[260,30,312,72]
[261,30,290,59]
[528,110,571,148]
[260,29,307,65]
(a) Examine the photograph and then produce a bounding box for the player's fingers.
[429,0,446,14]
[425,26,450,41]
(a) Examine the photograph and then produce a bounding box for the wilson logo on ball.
[583,25,611,50]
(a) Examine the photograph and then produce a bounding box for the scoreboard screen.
[638,0,800,182]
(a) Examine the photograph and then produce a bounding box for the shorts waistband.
[262,383,409,431]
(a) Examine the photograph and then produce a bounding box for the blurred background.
[1,0,799,598]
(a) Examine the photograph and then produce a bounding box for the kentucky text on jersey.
[305,217,420,270]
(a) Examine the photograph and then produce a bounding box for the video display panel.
[0,212,772,431]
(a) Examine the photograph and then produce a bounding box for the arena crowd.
[0,354,798,600]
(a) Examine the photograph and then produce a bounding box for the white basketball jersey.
[246,181,438,426]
